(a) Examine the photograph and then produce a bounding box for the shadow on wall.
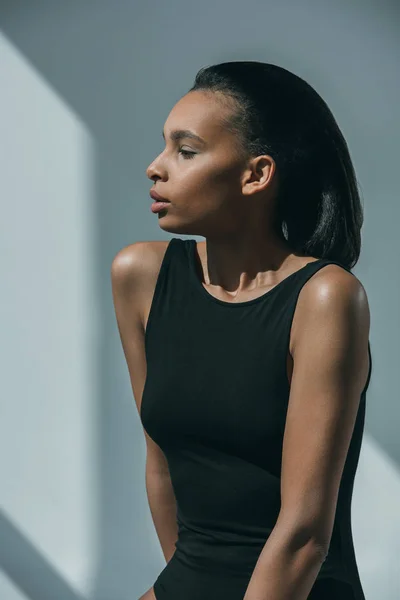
[0,510,85,600]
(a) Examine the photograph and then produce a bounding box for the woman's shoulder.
[111,240,172,329]
[303,261,366,299]
[293,262,369,340]
[112,240,171,281]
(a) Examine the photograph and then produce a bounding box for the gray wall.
[1,1,399,599]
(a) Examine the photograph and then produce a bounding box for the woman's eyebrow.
[162,128,207,145]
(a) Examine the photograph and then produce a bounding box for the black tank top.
[141,237,372,600]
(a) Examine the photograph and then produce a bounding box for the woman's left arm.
[243,266,370,600]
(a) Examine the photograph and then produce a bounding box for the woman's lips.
[150,189,170,202]
[151,201,171,213]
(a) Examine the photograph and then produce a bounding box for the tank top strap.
[144,237,189,352]
[275,256,353,306]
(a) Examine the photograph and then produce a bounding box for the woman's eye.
[178,148,196,159]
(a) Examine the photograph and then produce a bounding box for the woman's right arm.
[111,243,178,564]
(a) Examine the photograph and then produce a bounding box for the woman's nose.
[146,159,161,180]
[146,163,154,179]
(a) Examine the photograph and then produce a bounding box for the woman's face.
[146,91,271,237]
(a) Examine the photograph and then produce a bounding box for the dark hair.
[188,61,364,269]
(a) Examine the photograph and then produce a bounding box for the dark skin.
[146,89,311,300]
[114,90,370,600]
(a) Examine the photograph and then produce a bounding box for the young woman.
[112,61,372,600]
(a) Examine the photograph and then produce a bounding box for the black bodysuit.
[140,238,372,600]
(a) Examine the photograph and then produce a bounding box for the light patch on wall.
[0,32,98,596]
[353,432,400,598]
[0,571,28,600]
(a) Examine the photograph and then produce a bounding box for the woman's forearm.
[145,468,179,563]
[243,524,327,600]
